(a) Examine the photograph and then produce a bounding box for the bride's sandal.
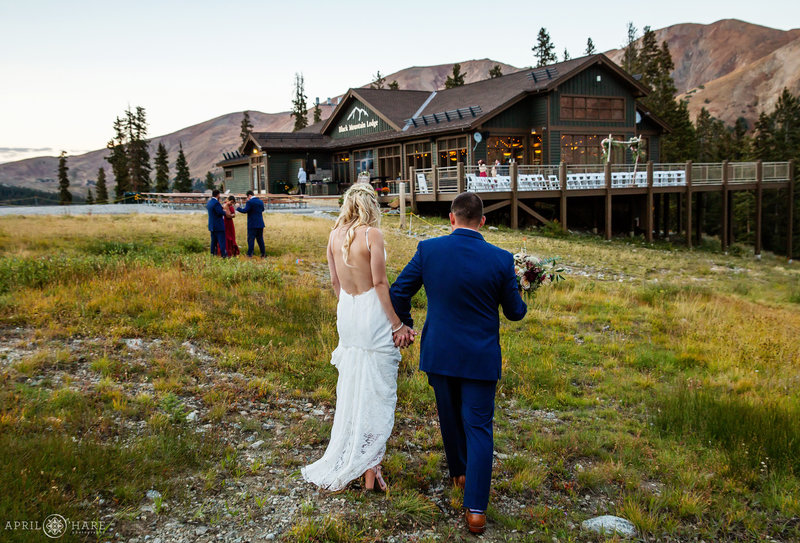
[363,465,387,493]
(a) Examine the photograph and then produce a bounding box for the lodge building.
[214,54,794,256]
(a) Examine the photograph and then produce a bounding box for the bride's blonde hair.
[333,183,381,266]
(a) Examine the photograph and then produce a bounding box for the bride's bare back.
[328,224,379,296]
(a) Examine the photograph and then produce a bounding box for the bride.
[301,183,413,492]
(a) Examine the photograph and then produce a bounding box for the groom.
[390,192,527,534]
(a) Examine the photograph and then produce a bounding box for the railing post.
[721,160,729,251]
[645,161,654,243]
[457,162,465,194]
[755,160,763,258]
[510,162,519,229]
[788,160,794,263]
[685,160,693,249]
[399,182,406,229]
[604,161,612,240]
[559,161,567,232]
[432,165,439,202]
[408,166,417,213]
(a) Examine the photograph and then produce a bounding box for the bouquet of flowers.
[380,186,390,195]
[513,251,564,297]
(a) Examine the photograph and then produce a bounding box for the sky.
[1,0,798,164]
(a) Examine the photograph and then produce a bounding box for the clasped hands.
[392,323,416,349]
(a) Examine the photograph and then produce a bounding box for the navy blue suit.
[390,228,526,511]
[236,197,266,257]
[206,198,227,257]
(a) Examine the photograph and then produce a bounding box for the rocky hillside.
[0,60,519,195]
[606,19,800,126]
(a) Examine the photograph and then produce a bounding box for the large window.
[437,136,467,168]
[353,149,374,177]
[405,141,432,171]
[560,95,625,121]
[560,134,624,164]
[486,136,524,166]
[334,152,351,183]
[529,133,543,165]
[377,145,402,179]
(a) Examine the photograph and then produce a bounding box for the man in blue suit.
[236,190,266,258]
[206,189,227,257]
[390,192,527,534]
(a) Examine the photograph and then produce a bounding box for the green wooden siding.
[482,95,547,131]
[226,165,250,193]
[549,131,561,164]
[649,136,660,162]
[329,99,393,140]
[552,65,635,129]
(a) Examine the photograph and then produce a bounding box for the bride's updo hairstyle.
[334,183,381,266]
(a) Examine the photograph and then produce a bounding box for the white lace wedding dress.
[301,286,401,491]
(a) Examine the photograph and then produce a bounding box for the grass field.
[0,211,798,542]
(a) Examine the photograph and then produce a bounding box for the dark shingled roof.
[251,132,329,150]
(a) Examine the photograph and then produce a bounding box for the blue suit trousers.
[247,227,266,257]
[427,373,496,511]
[210,230,227,257]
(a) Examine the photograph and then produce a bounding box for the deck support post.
[409,167,417,213]
[432,165,440,202]
[510,162,519,229]
[559,161,567,232]
[457,162,465,194]
[721,160,729,251]
[645,161,654,243]
[696,192,704,246]
[685,161,693,249]
[399,182,406,229]
[604,162,612,240]
[788,160,794,262]
[755,160,763,258]
[654,193,661,239]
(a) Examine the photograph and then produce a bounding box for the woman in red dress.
[223,195,240,256]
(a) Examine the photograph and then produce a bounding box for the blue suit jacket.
[206,198,225,232]
[390,228,527,381]
[236,198,265,229]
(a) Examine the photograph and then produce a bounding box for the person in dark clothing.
[236,190,266,257]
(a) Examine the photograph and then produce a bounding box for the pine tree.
[58,151,72,205]
[86,188,95,205]
[562,48,570,61]
[489,65,502,79]
[313,102,322,124]
[240,111,253,145]
[154,142,170,193]
[622,22,639,73]
[445,63,465,89]
[634,26,660,82]
[291,73,309,131]
[532,28,557,67]
[370,71,385,89]
[585,37,596,55]
[731,117,751,160]
[107,116,129,202]
[205,171,216,191]
[95,167,109,204]
[126,106,151,193]
[173,143,192,193]
[388,80,399,90]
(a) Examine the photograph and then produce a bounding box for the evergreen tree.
[240,111,253,145]
[204,171,216,191]
[388,80,399,90]
[634,26,660,82]
[585,37,596,55]
[445,63,466,89]
[489,65,502,79]
[622,22,639,73]
[173,143,192,192]
[107,116,129,202]
[86,188,94,205]
[154,142,170,193]
[57,151,72,205]
[532,28,557,67]
[562,48,570,61]
[95,167,109,204]
[313,102,322,124]
[126,106,151,192]
[370,71,385,89]
[291,73,309,131]
[731,117,751,160]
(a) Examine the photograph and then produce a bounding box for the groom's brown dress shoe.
[452,475,466,489]
[465,510,486,534]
